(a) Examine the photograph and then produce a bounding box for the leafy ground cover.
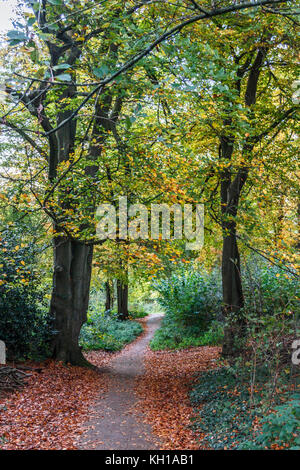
[190,367,300,450]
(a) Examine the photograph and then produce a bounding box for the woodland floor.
[0,314,220,450]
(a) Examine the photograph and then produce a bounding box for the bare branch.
[0,119,47,159]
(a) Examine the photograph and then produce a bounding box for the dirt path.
[78,313,163,450]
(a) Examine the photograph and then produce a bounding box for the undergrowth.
[190,367,300,450]
[150,316,223,350]
[80,310,143,352]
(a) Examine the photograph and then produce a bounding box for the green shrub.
[242,258,299,319]
[150,317,224,350]
[0,230,52,360]
[80,310,143,351]
[239,394,300,450]
[186,259,299,450]
[154,267,222,328]
[236,259,300,400]
[0,288,52,360]
[151,267,222,350]
[129,309,148,319]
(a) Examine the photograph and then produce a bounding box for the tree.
[2,1,129,364]
[168,3,298,355]
[105,279,114,312]
[0,0,294,364]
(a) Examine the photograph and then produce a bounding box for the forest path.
[78,313,163,450]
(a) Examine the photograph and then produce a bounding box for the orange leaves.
[135,346,220,450]
[0,352,111,450]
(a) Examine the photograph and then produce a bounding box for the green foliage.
[129,309,148,319]
[128,280,160,316]
[150,267,223,350]
[240,395,300,450]
[220,258,299,365]
[190,368,253,450]
[0,290,51,360]
[0,229,52,360]
[154,268,222,328]
[150,316,223,350]
[80,310,143,352]
[190,367,299,450]
[238,259,299,397]
[192,260,300,450]
[197,320,224,346]
[242,258,299,319]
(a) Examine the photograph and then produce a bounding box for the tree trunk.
[222,228,243,312]
[50,236,93,366]
[117,279,129,320]
[105,280,113,312]
[221,224,245,358]
[219,48,266,358]
[219,135,246,358]
[297,200,300,249]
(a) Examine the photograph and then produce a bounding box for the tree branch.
[43,0,290,137]
[0,119,47,159]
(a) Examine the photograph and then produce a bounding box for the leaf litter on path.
[134,346,221,449]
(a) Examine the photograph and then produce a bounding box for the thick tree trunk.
[219,135,246,358]
[219,48,266,358]
[117,279,129,320]
[221,225,245,358]
[50,236,93,366]
[222,228,243,312]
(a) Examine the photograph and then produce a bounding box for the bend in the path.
[79,313,163,450]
